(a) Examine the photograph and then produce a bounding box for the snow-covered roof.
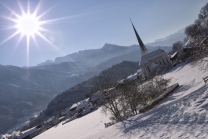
[184,38,192,47]
[184,38,196,48]
[59,116,65,120]
[46,116,54,123]
[70,103,78,110]
[140,49,167,65]
[76,99,90,111]
[137,69,142,73]
[126,73,137,81]
[170,52,178,59]
[17,127,37,139]
[117,79,125,84]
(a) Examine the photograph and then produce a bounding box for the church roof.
[140,49,167,65]
[130,19,148,55]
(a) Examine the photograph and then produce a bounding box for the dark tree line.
[24,61,139,129]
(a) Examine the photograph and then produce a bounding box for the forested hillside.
[27,61,139,128]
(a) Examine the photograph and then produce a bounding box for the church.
[130,20,172,78]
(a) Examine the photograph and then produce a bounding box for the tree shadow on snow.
[116,85,208,135]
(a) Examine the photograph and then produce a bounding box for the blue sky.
[0,0,207,66]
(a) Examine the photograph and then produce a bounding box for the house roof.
[126,73,137,81]
[70,103,79,110]
[117,79,126,84]
[17,127,37,139]
[170,52,178,59]
[59,116,65,120]
[46,116,55,123]
[137,69,142,73]
[140,49,167,65]
[75,99,90,111]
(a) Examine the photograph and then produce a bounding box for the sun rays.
[0,0,74,66]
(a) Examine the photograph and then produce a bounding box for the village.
[2,19,202,139]
[2,2,208,137]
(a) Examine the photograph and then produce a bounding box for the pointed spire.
[130,18,148,55]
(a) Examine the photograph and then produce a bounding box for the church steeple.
[130,19,148,55]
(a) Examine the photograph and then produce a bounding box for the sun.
[0,1,75,66]
[0,1,84,66]
[16,13,41,36]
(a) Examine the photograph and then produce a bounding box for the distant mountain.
[36,44,171,73]
[95,46,171,72]
[0,65,95,135]
[146,29,186,47]
[38,43,130,67]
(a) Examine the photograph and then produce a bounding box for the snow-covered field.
[35,62,208,139]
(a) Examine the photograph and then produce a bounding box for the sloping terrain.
[0,44,171,135]
[35,61,208,139]
[28,61,139,128]
[0,65,96,135]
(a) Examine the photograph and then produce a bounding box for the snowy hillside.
[34,62,208,139]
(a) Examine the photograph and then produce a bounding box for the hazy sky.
[0,0,207,66]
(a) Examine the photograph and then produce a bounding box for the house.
[35,124,46,134]
[17,127,39,139]
[126,73,138,82]
[130,20,172,78]
[170,51,178,62]
[89,91,102,106]
[75,98,90,113]
[137,69,144,79]
[64,107,72,116]
[63,103,79,117]
[69,103,79,113]
[45,116,59,129]
[59,116,65,122]
[139,49,172,77]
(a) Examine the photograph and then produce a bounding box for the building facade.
[130,20,172,78]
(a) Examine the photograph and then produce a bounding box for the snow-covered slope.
[35,62,208,139]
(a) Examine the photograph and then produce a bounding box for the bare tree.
[198,3,208,20]
[185,24,200,38]
[183,3,208,68]
[140,75,171,102]
[101,88,123,121]
[96,71,171,121]
[94,73,123,121]
[120,82,145,115]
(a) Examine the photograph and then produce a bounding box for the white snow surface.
[35,62,208,139]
